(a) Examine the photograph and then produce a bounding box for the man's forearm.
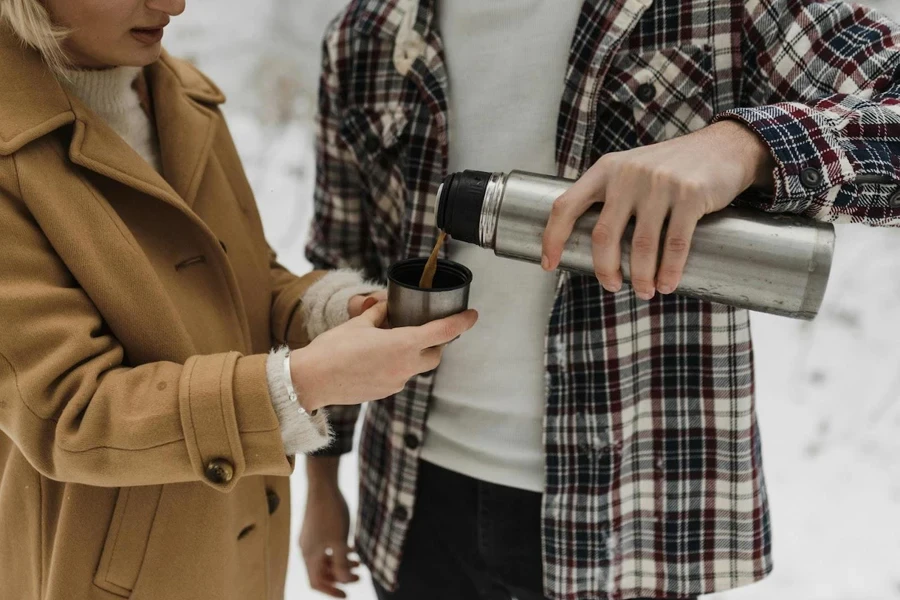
[306,455,341,491]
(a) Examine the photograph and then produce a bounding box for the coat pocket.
[93,486,163,598]
[601,44,715,145]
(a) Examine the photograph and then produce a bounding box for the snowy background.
[165,2,900,598]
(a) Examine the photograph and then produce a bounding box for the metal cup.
[387,258,473,327]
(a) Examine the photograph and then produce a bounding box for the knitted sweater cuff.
[300,269,384,341]
[265,346,332,455]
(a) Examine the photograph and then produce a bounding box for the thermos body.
[436,170,835,320]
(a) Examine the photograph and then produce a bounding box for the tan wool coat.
[0,28,325,600]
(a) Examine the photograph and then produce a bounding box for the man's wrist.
[306,456,341,493]
[713,119,776,192]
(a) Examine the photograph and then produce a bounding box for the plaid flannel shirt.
[306,1,900,598]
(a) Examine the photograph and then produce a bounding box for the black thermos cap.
[436,170,491,245]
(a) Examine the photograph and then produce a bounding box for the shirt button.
[392,505,409,522]
[889,188,900,208]
[636,82,657,103]
[800,168,823,189]
[365,136,381,153]
[205,458,234,484]
[266,489,281,514]
[404,434,420,450]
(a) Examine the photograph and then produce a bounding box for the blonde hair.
[0,0,69,72]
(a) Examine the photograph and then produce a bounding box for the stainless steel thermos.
[435,170,835,320]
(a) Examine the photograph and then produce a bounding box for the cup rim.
[387,257,473,293]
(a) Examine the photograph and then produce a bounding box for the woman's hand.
[541,120,775,299]
[347,290,387,319]
[290,302,478,412]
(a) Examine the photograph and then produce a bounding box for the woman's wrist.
[265,347,332,454]
[289,347,324,414]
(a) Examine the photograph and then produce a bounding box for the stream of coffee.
[419,230,447,288]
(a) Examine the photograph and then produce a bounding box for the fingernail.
[658,283,674,295]
[541,255,550,270]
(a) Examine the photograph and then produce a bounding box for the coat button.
[404,434,420,450]
[636,82,657,103]
[392,505,409,522]
[889,188,900,208]
[800,168,823,189]
[266,489,281,514]
[205,458,234,484]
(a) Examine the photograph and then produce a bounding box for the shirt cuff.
[300,269,384,341]
[265,346,332,455]
[713,103,856,212]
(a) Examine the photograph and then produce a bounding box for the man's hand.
[301,459,358,598]
[541,120,775,299]
[348,290,387,319]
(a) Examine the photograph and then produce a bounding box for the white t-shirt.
[421,0,582,492]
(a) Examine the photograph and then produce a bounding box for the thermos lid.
[436,170,491,244]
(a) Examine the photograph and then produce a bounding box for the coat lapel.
[66,94,188,212]
[66,51,225,213]
[149,53,224,208]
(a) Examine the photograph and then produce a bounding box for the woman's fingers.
[358,300,388,327]
[361,296,379,313]
[416,309,479,348]
[419,346,444,372]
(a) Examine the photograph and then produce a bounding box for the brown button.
[266,489,281,514]
[205,458,234,484]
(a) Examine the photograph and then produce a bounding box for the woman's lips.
[131,27,164,45]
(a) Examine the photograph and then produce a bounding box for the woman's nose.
[146,0,186,16]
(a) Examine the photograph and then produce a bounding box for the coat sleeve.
[268,248,327,349]
[714,0,900,225]
[0,159,292,491]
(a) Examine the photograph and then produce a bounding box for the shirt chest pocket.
[600,44,715,147]
[339,105,411,238]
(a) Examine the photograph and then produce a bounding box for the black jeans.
[374,461,695,600]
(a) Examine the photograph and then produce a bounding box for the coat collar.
[0,24,225,209]
[352,0,435,40]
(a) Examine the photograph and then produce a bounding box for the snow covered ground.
[166,1,900,598]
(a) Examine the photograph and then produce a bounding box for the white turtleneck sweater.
[421,1,582,492]
[59,67,380,455]
[60,66,163,172]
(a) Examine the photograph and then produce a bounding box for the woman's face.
[44,0,186,69]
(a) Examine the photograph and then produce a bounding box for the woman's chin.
[115,45,163,68]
